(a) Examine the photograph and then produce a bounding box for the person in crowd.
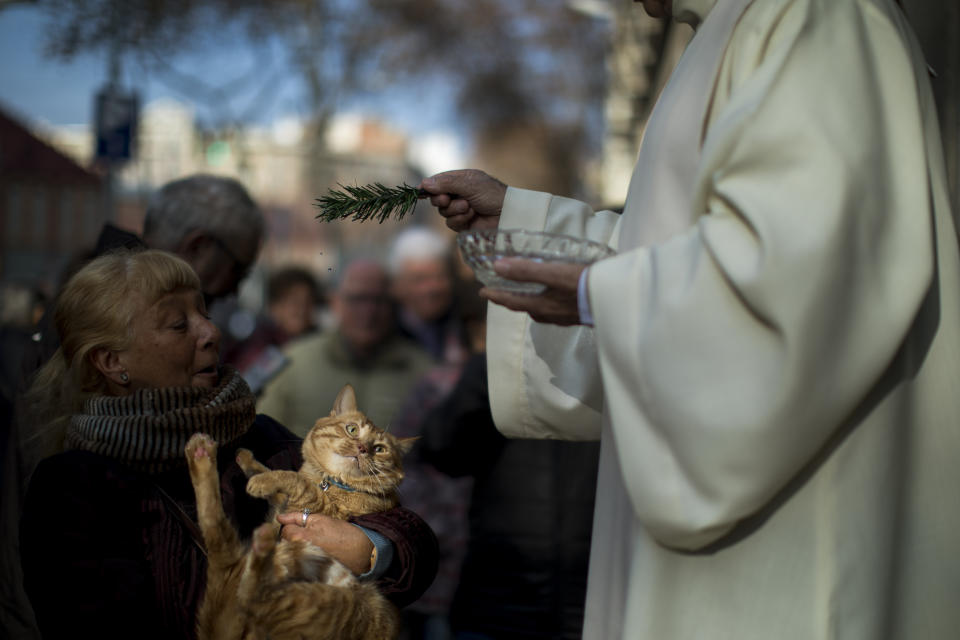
[0,281,47,640]
[388,282,487,640]
[388,226,469,365]
[222,266,325,393]
[417,353,599,640]
[140,173,264,304]
[18,249,438,639]
[1,174,268,640]
[257,258,434,435]
[420,0,960,638]
[19,173,264,385]
[265,266,325,340]
[0,282,46,419]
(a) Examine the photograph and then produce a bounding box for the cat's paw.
[185,433,217,475]
[245,474,276,499]
[236,448,253,464]
[235,448,267,477]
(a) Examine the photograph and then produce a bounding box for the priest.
[420,0,960,638]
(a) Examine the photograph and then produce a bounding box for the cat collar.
[320,477,357,492]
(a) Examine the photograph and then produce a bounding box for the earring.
[120,372,130,383]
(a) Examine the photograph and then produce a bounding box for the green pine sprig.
[314,182,423,224]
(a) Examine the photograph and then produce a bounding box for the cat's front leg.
[185,433,241,562]
[235,448,271,478]
[245,469,308,507]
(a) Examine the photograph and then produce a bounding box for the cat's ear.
[396,436,420,456]
[332,384,358,415]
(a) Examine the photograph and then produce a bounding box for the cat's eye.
[373,444,386,453]
[345,423,358,435]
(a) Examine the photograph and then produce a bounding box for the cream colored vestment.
[486,0,960,638]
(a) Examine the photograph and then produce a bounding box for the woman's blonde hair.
[23,249,201,462]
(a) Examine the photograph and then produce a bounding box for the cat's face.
[301,384,416,486]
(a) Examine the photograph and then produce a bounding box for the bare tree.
[35,0,609,194]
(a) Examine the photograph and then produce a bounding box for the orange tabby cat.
[184,384,413,640]
[236,384,415,525]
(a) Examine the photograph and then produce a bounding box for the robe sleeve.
[487,188,620,441]
[587,0,937,549]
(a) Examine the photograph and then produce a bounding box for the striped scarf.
[64,366,256,474]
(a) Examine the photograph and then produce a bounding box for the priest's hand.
[419,169,507,232]
[278,511,374,576]
[480,258,585,326]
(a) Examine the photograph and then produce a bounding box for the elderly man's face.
[636,0,672,18]
[333,262,394,355]
[393,258,454,323]
[185,231,260,302]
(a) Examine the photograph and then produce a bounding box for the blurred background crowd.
[1,1,957,639]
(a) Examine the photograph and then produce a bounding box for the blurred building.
[33,100,432,282]
[0,107,105,294]
[596,6,689,206]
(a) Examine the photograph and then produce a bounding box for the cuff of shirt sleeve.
[354,525,394,581]
[577,267,594,327]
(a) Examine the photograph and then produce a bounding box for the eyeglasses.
[210,235,252,281]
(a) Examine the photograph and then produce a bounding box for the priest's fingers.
[480,260,585,326]
[492,258,583,291]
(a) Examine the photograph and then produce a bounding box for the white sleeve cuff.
[577,267,594,327]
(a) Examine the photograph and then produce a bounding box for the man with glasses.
[257,257,434,435]
[142,173,263,303]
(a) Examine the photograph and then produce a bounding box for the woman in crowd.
[19,249,437,639]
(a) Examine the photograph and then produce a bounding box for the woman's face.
[117,287,221,391]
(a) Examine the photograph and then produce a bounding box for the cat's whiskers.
[371,464,390,498]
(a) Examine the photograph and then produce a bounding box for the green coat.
[256,329,435,436]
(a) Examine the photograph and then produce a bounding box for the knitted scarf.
[64,366,256,474]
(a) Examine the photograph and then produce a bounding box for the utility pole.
[94,27,138,223]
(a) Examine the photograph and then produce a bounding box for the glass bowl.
[457,229,616,295]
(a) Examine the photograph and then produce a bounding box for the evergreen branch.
[314,182,423,224]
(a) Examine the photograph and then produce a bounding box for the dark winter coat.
[418,354,600,640]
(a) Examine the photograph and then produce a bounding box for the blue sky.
[0,6,108,126]
[0,4,462,147]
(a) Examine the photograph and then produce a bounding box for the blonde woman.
[19,249,437,639]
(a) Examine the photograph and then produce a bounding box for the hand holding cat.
[277,511,374,576]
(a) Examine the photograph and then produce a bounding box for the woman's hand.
[277,511,374,576]
[419,169,507,232]
[480,258,586,326]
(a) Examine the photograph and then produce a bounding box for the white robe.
[485,0,960,638]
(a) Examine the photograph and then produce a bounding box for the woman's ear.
[90,347,129,386]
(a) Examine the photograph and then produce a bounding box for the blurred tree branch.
[34,0,610,195]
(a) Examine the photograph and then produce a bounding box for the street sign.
[94,86,139,162]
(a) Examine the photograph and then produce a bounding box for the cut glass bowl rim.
[456,228,616,294]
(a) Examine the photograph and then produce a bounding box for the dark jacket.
[417,354,600,640]
[21,415,437,639]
